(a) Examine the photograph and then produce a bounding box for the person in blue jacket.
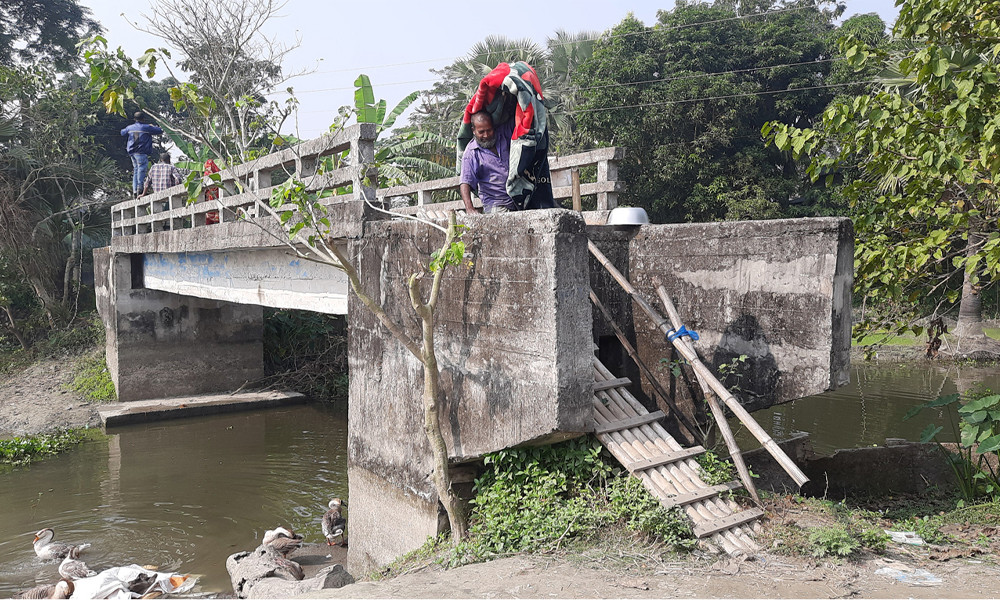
[120,112,164,198]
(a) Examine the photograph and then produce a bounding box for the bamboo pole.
[587,240,808,487]
[656,288,761,504]
[589,290,701,441]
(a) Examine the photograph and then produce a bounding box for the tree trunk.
[2,304,30,350]
[954,227,986,341]
[62,223,81,308]
[412,275,468,541]
[28,277,58,329]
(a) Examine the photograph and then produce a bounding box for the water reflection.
[0,403,347,597]
[737,363,1000,456]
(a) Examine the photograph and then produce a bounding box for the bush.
[607,476,696,549]
[808,526,858,557]
[262,309,348,401]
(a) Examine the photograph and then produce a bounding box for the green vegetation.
[697,450,738,486]
[0,428,105,467]
[0,313,104,378]
[766,495,891,558]
[905,388,1000,501]
[765,0,1000,346]
[262,309,348,402]
[575,4,884,223]
[68,351,116,403]
[444,437,696,566]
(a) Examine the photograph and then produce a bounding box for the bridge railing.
[110,126,623,237]
[110,123,377,237]
[381,147,624,217]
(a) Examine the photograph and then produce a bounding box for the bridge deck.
[592,356,763,556]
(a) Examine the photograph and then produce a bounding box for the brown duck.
[322,498,347,546]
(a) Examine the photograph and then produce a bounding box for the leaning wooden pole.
[656,287,761,504]
[587,240,808,487]
[589,290,701,442]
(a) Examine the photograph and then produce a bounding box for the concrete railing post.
[597,159,618,210]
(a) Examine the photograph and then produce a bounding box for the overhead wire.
[296,5,818,78]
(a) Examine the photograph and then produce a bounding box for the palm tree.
[411,35,548,140]
[543,29,598,151]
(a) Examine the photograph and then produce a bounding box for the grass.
[0,314,105,379]
[855,328,1000,348]
[67,350,117,402]
[762,492,1000,559]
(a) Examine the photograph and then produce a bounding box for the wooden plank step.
[661,481,741,508]
[692,508,765,538]
[594,410,665,434]
[593,377,631,392]
[625,446,705,472]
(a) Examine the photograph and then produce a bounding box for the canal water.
[2,362,998,597]
[735,362,1000,456]
[0,403,347,597]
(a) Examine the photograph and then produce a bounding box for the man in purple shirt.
[460,111,516,214]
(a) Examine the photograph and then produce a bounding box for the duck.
[32,528,90,561]
[322,498,347,546]
[14,579,74,599]
[262,526,303,557]
[58,547,97,580]
[273,555,304,581]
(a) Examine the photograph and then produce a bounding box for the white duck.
[32,528,90,560]
[322,498,347,546]
[14,579,74,599]
[58,547,97,580]
[262,526,303,557]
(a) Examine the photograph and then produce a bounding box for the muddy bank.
[0,352,101,438]
[299,549,1000,599]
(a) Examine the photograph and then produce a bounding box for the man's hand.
[459,183,481,214]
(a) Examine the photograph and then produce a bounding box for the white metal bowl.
[606,206,649,226]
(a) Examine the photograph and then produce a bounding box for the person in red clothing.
[204,158,221,225]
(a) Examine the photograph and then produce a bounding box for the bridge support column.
[345,210,594,574]
[94,248,264,402]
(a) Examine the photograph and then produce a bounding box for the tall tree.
[543,29,598,152]
[84,0,300,167]
[0,65,114,331]
[0,0,100,69]
[765,0,1000,351]
[574,1,882,223]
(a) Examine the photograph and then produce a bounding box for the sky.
[77,0,902,141]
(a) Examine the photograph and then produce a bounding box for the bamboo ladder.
[592,356,763,556]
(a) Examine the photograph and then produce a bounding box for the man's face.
[472,117,496,150]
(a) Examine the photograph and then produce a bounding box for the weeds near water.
[68,351,116,402]
[904,388,1000,501]
[0,428,104,467]
[262,309,348,401]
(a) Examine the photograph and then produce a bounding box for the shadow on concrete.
[711,313,780,414]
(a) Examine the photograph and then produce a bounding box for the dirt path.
[0,352,101,438]
[300,550,1000,599]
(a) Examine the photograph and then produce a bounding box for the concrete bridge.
[95,124,852,573]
